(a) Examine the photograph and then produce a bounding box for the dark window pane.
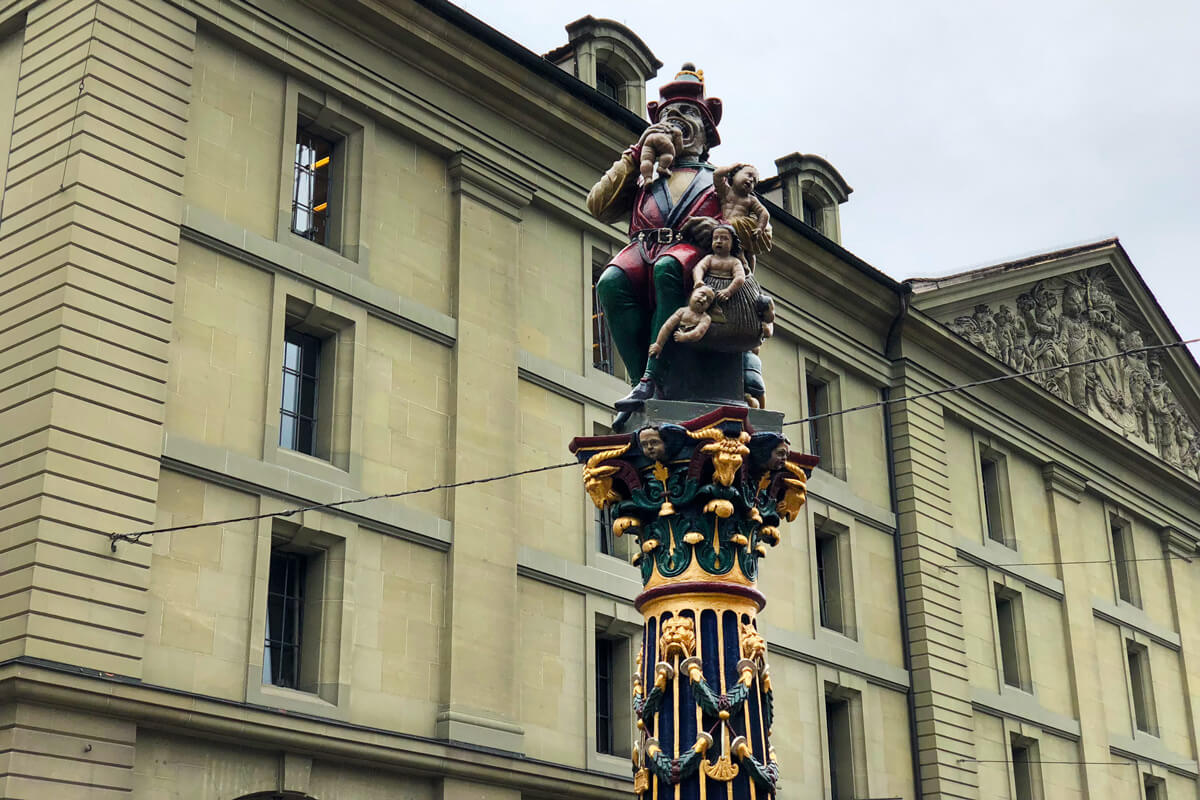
[301,337,320,376]
[297,418,315,455]
[299,376,318,418]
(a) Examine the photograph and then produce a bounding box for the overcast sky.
[455,0,1200,359]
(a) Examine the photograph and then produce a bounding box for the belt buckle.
[656,229,674,245]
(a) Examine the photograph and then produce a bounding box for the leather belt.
[633,228,682,245]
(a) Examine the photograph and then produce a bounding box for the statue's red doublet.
[606,154,722,305]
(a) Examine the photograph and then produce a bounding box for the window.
[291,123,335,246]
[804,365,844,478]
[273,297,355,470]
[264,549,307,689]
[807,376,829,457]
[802,194,824,234]
[591,258,618,376]
[278,87,366,263]
[1144,774,1166,800]
[994,586,1030,691]
[594,629,632,758]
[595,636,615,754]
[815,517,854,637]
[1010,735,1042,800]
[595,68,619,102]
[262,536,338,698]
[1127,641,1157,736]
[979,446,1014,548]
[280,329,321,455]
[250,520,346,711]
[824,692,856,800]
[1110,514,1140,606]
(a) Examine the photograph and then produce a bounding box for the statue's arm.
[751,197,770,230]
[587,147,640,224]
[675,314,710,342]
[651,309,685,353]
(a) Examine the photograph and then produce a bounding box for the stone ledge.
[516,546,911,693]
[0,658,630,797]
[955,536,1065,600]
[180,205,457,347]
[435,708,525,755]
[162,433,453,549]
[970,685,1082,741]
[516,546,640,604]
[807,468,898,533]
[517,348,626,411]
[1091,596,1182,651]
[1109,732,1199,778]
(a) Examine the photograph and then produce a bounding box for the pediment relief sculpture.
[942,267,1199,478]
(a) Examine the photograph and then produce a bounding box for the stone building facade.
[0,1,1196,799]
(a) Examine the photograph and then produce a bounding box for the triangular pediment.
[910,239,1200,480]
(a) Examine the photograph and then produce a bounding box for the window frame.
[993,583,1032,692]
[1008,732,1044,800]
[264,286,360,478]
[247,515,350,717]
[803,361,846,480]
[1126,639,1159,737]
[276,80,369,267]
[813,514,856,640]
[590,249,623,379]
[977,442,1016,549]
[279,328,322,456]
[263,548,309,690]
[586,604,640,775]
[290,123,336,246]
[821,680,867,800]
[1109,511,1141,607]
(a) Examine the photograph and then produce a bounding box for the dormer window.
[802,194,824,234]
[596,68,620,102]
[545,16,662,117]
[771,152,853,245]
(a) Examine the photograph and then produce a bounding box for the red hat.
[647,63,723,148]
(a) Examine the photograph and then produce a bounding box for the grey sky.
[454,0,1200,359]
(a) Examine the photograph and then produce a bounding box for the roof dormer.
[771,152,853,245]
[544,16,662,117]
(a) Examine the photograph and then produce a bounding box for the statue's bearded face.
[658,102,708,158]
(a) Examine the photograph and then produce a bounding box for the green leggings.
[595,256,687,384]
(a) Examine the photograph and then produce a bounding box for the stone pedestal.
[660,348,745,406]
[571,406,815,799]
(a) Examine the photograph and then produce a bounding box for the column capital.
[1042,461,1088,502]
[1160,526,1198,560]
[448,151,536,220]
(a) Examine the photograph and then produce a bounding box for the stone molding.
[1091,597,1183,652]
[515,547,911,693]
[970,686,1082,742]
[1042,461,1089,501]
[448,150,536,220]
[180,206,457,347]
[1160,525,1198,559]
[940,267,1200,479]
[161,434,453,549]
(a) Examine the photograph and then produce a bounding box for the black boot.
[614,377,658,410]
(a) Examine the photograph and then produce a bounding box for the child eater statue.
[577,65,803,800]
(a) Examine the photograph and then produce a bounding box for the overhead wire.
[108,335,1200,548]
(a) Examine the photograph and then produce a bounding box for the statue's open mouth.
[662,116,698,153]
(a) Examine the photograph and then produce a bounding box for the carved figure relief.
[945,268,1199,478]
